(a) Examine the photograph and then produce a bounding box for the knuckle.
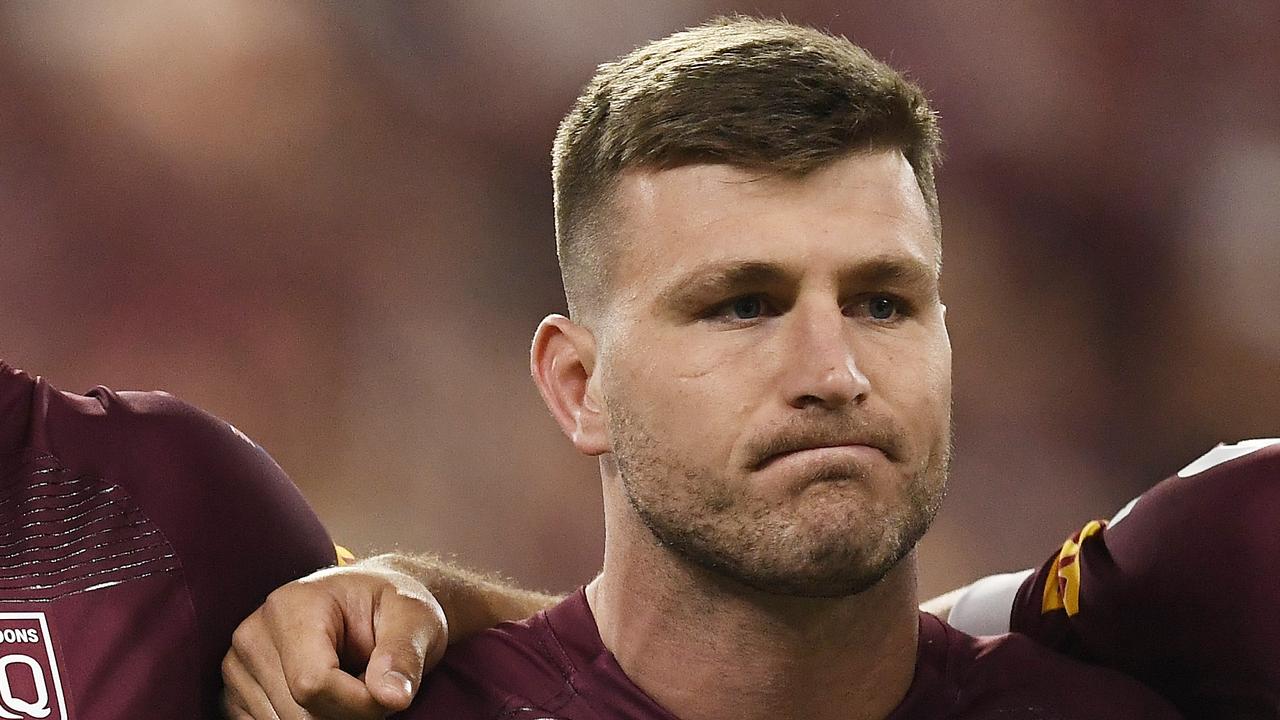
[392,641,426,669]
[261,585,296,614]
[395,586,440,618]
[287,668,328,703]
[229,619,259,651]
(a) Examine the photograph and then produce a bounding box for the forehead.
[609,151,939,291]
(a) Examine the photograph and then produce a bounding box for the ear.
[530,314,610,456]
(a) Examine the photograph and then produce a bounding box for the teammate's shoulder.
[84,384,250,448]
[78,384,290,488]
[9,369,277,494]
[1169,438,1280,488]
[942,620,1181,717]
[39,379,322,551]
[1110,438,1280,553]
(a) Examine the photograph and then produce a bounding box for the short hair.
[552,16,942,320]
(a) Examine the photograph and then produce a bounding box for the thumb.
[364,586,448,711]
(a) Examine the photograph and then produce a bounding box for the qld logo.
[0,614,66,720]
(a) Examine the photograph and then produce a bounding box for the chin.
[690,516,924,599]
[722,552,908,598]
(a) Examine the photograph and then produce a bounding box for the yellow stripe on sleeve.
[335,544,356,566]
[1041,520,1106,617]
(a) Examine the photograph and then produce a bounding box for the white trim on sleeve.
[1177,438,1280,478]
[946,569,1034,636]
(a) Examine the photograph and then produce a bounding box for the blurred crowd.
[1,1,1276,597]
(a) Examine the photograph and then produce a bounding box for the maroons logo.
[0,614,66,720]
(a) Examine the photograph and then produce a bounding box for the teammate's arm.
[221,553,561,719]
[373,553,563,637]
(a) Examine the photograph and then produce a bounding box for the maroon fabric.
[1012,443,1280,718]
[0,361,337,719]
[405,588,1179,719]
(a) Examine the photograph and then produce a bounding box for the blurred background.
[1,1,1277,598]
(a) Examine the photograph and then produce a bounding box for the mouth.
[755,443,889,472]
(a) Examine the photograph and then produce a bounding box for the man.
[224,17,1177,719]
[0,359,345,718]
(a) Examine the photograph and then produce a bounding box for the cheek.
[672,328,771,381]
[630,325,766,399]
[606,333,758,446]
[872,333,951,427]
[916,344,953,437]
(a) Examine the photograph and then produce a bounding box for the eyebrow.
[837,255,938,289]
[655,261,792,312]
[656,255,939,310]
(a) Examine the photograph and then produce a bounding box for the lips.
[746,418,904,473]
[754,441,891,471]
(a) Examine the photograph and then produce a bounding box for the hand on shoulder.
[221,557,447,719]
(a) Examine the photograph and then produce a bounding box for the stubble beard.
[607,398,951,599]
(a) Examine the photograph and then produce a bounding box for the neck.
[588,478,921,720]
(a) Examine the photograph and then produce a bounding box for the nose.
[779,302,870,410]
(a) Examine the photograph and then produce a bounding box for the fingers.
[223,622,313,720]
[221,649,284,720]
[266,603,374,714]
[220,564,448,719]
[363,588,448,711]
[224,583,381,720]
[276,669,383,720]
[226,620,385,720]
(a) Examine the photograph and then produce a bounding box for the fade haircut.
[552,16,942,320]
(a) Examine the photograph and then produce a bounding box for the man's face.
[593,150,952,598]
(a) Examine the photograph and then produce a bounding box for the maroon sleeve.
[57,388,339,708]
[1010,441,1280,717]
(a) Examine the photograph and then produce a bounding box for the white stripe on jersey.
[1176,438,1280,479]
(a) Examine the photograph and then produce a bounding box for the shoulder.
[75,386,280,487]
[51,386,334,567]
[1109,439,1280,558]
[938,619,1181,718]
[1017,439,1280,630]
[43,383,337,660]
[1086,439,1280,620]
[404,614,582,719]
[951,438,1280,642]
[1008,439,1280,713]
[33,380,275,491]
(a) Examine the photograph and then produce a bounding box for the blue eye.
[731,296,763,319]
[867,296,899,320]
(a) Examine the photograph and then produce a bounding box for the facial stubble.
[605,393,952,599]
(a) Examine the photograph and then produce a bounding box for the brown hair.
[552,16,941,319]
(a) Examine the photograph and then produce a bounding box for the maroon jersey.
[402,588,1178,719]
[0,361,337,719]
[1010,439,1280,718]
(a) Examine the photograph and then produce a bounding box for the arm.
[221,553,564,719]
[371,553,562,641]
